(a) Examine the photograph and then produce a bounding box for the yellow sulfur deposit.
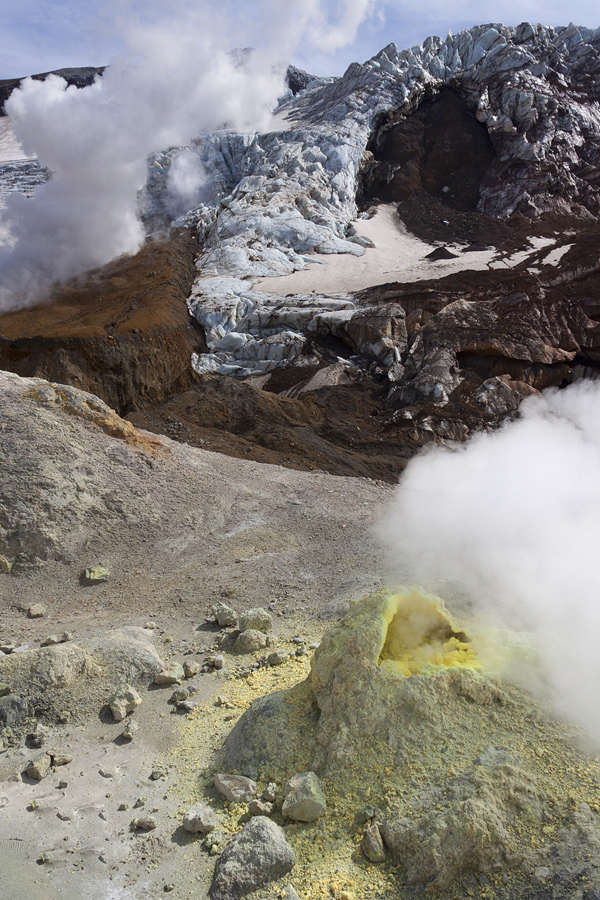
[378,589,480,677]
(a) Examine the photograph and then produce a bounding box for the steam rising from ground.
[378,380,600,741]
[0,0,376,311]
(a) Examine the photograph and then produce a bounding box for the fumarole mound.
[221,589,600,899]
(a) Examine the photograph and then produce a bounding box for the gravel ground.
[0,369,392,900]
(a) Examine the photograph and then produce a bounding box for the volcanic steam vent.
[378,590,479,677]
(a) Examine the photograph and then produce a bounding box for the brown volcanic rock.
[127,374,414,482]
[360,87,496,212]
[0,230,203,414]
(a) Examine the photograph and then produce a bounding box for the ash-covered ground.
[2,20,600,900]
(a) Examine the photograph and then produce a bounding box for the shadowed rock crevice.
[359,87,496,211]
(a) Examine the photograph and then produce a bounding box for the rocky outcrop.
[0,370,170,569]
[0,230,202,415]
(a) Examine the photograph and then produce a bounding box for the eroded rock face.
[360,87,496,210]
[0,370,167,569]
[381,759,543,887]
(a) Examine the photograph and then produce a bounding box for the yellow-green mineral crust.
[217,589,600,899]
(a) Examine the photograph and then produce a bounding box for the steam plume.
[378,380,600,742]
[0,0,376,311]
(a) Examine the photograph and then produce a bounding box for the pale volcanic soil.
[0,370,392,900]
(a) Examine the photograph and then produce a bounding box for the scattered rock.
[213,602,238,627]
[261,784,277,804]
[283,886,301,900]
[0,642,16,654]
[0,683,10,698]
[207,654,225,670]
[27,723,48,748]
[131,816,157,831]
[215,696,235,709]
[122,719,139,741]
[27,603,47,619]
[235,630,268,654]
[83,565,110,584]
[214,773,257,803]
[248,799,273,816]
[61,632,74,642]
[0,555,13,574]
[41,635,60,647]
[210,816,295,900]
[238,608,273,634]
[183,804,220,834]
[25,753,52,781]
[361,823,386,862]
[532,866,551,884]
[425,246,459,260]
[282,772,327,822]
[267,649,288,666]
[48,750,72,767]
[356,806,377,825]
[154,663,185,685]
[183,660,201,677]
[177,699,200,713]
[108,684,142,722]
[170,687,191,703]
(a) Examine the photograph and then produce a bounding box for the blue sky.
[1,0,599,80]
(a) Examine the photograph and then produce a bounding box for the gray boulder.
[213,603,238,627]
[235,630,268,654]
[214,773,256,803]
[109,684,142,722]
[282,772,326,822]
[183,804,220,834]
[85,627,164,682]
[154,663,184,685]
[210,816,295,899]
[25,753,51,781]
[238,608,272,634]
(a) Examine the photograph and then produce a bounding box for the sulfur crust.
[378,588,480,677]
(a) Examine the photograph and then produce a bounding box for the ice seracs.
[141,23,600,377]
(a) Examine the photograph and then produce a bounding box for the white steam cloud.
[0,0,376,311]
[166,148,210,218]
[378,380,600,742]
